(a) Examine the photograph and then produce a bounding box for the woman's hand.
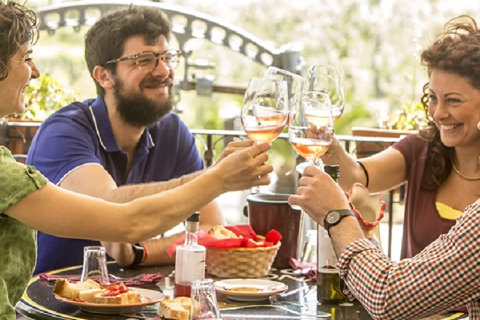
[320,136,344,165]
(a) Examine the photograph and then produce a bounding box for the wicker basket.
[206,241,280,278]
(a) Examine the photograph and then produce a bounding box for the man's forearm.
[329,216,365,257]
[106,170,203,203]
[102,234,181,266]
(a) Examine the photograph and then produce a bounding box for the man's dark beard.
[113,78,173,127]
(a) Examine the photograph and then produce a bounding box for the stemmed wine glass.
[241,77,289,143]
[304,65,345,122]
[264,66,305,114]
[241,77,289,193]
[288,91,335,169]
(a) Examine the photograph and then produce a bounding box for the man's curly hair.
[417,15,480,188]
[0,1,38,80]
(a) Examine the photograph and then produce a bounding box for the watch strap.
[324,209,354,237]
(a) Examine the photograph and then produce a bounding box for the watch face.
[326,211,340,224]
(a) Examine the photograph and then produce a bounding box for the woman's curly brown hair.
[416,15,480,189]
[0,1,38,81]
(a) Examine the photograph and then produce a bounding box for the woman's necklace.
[451,151,480,181]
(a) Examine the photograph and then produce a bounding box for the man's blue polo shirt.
[27,97,204,274]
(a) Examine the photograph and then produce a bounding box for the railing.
[190,128,399,166]
[36,0,303,98]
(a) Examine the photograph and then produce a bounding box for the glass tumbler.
[190,279,221,320]
[80,246,110,285]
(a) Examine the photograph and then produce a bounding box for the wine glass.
[304,65,345,122]
[288,91,334,169]
[264,66,305,113]
[241,77,288,193]
[241,77,289,143]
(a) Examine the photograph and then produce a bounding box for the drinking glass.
[241,77,289,143]
[190,279,221,320]
[241,77,289,193]
[264,66,305,113]
[288,91,334,168]
[304,65,345,122]
[80,246,110,285]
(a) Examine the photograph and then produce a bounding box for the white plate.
[54,287,164,314]
[214,279,287,301]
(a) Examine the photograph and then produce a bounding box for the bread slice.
[93,290,142,304]
[208,225,238,239]
[52,279,141,305]
[53,279,102,299]
[157,296,192,320]
[78,288,104,302]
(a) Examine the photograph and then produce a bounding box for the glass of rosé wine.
[288,91,334,169]
[241,77,289,144]
[264,66,305,113]
[304,65,345,123]
[241,77,289,193]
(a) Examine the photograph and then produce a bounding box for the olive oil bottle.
[317,165,345,303]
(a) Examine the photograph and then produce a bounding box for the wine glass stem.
[313,157,322,167]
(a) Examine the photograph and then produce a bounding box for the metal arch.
[36,0,303,73]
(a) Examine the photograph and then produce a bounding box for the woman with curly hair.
[321,15,480,259]
[0,2,271,318]
[290,14,480,319]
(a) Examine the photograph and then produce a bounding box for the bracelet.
[127,243,145,268]
[356,161,369,188]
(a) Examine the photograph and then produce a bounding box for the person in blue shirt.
[27,6,239,273]
[0,2,271,318]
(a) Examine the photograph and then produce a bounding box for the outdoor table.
[16,263,370,320]
[16,263,468,320]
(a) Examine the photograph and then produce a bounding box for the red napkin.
[167,225,282,257]
[38,273,163,287]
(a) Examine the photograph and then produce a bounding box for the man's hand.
[213,142,273,191]
[216,140,255,163]
[288,165,350,226]
[289,166,365,257]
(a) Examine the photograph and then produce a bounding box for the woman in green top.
[0,2,273,318]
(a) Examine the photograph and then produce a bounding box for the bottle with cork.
[174,212,206,297]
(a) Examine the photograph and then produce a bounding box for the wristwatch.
[323,209,354,237]
[127,243,145,268]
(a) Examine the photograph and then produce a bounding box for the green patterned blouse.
[0,146,47,319]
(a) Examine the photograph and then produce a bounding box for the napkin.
[289,258,317,279]
[167,225,282,257]
[38,273,164,286]
[347,183,386,229]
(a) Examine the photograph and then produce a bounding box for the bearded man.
[27,6,226,273]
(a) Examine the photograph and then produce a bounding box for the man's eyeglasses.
[105,49,182,71]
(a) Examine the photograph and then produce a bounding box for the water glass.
[190,279,221,320]
[80,246,110,285]
[300,229,317,264]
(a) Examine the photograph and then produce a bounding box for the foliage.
[27,0,480,131]
[9,73,77,121]
[388,102,428,130]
